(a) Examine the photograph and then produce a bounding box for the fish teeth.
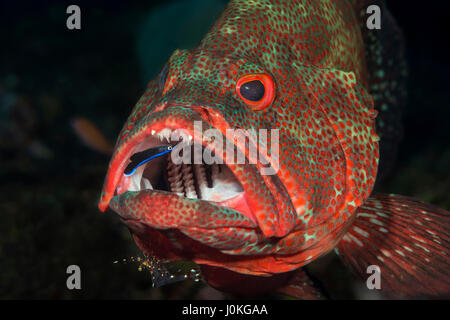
[150,128,194,145]
[157,128,172,143]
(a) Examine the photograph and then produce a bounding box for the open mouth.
[113,128,255,221]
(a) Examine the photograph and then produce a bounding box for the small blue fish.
[124,145,174,176]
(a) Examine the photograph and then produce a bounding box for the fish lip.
[110,189,257,229]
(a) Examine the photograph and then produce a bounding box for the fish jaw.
[110,190,259,250]
[99,105,298,253]
[114,202,346,276]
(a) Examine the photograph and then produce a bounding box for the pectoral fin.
[336,193,450,298]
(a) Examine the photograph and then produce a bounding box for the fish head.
[98,47,379,276]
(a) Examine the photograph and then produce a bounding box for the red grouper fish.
[99,0,450,298]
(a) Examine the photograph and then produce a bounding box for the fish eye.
[236,74,275,110]
[239,80,265,101]
[159,64,169,92]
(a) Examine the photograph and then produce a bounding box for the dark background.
[0,0,448,299]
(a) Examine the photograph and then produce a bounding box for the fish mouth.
[112,127,256,224]
[99,105,299,274]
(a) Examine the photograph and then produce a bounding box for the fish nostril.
[154,101,168,112]
[191,106,214,125]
